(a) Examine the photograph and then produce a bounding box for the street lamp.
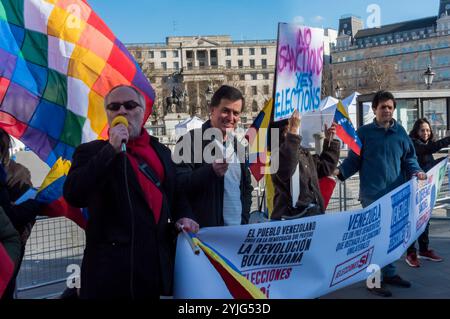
[423,65,436,90]
[335,83,343,99]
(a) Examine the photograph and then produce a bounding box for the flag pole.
[180,226,200,255]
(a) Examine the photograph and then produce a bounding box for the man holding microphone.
[64,85,198,299]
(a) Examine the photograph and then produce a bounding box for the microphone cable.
[122,148,136,300]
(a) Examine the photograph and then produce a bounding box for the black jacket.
[411,137,450,172]
[272,133,340,220]
[0,164,39,236]
[63,137,192,299]
[0,207,20,266]
[175,120,253,228]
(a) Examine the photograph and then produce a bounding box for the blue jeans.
[361,198,398,279]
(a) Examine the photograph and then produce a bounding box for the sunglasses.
[106,100,141,111]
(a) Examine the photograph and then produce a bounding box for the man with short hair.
[64,85,198,299]
[175,85,253,228]
[336,90,426,297]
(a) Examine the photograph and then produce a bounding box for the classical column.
[196,81,201,117]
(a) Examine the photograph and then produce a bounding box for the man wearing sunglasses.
[64,85,198,299]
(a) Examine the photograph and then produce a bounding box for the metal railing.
[15,217,85,299]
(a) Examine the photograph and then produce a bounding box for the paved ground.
[322,218,450,299]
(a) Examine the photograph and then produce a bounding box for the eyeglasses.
[106,100,141,111]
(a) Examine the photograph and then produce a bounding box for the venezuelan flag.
[245,99,275,218]
[246,99,273,182]
[190,234,267,299]
[334,101,362,156]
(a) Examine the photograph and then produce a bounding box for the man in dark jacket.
[271,110,340,220]
[174,85,253,228]
[64,85,198,299]
[336,91,426,297]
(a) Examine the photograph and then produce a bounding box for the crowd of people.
[0,86,446,299]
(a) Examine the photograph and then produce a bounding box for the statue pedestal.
[313,132,325,154]
[164,113,190,141]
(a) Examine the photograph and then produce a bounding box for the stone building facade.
[331,0,450,96]
[126,30,337,128]
[126,35,277,126]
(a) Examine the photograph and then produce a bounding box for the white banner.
[174,159,448,299]
[274,23,324,121]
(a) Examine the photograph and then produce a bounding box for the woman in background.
[405,118,449,268]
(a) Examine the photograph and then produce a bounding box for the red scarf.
[125,129,165,224]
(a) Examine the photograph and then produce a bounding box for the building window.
[238,60,243,68]
[173,50,179,58]
[261,59,267,68]
[261,47,267,55]
[160,51,166,58]
[395,99,419,133]
[187,62,193,69]
[250,59,255,68]
[251,73,257,80]
[161,62,167,70]
[226,48,231,56]
[148,51,154,58]
[197,51,207,59]
[186,50,194,59]
[252,101,259,112]
[238,48,243,56]
[135,51,142,59]
[174,62,179,70]
[149,62,155,70]
[252,86,258,95]
[239,74,245,81]
[226,60,232,68]
[263,85,270,95]
[250,48,255,55]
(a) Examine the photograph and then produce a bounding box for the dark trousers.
[407,222,430,254]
